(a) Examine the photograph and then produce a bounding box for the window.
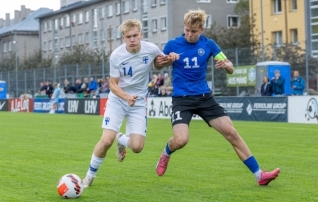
[116,2,121,15]
[100,7,105,19]
[65,37,70,47]
[85,32,90,44]
[85,11,89,23]
[72,35,76,45]
[291,0,297,11]
[48,20,52,31]
[197,0,210,3]
[228,16,240,28]
[78,34,83,44]
[160,17,167,30]
[227,0,238,3]
[132,0,137,11]
[93,30,98,49]
[54,19,58,31]
[43,22,47,32]
[8,41,12,51]
[43,41,47,51]
[78,13,83,24]
[49,40,53,50]
[93,9,98,28]
[160,0,166,5]
[204,15,212,28]
[65,15,70,27]
[60,38,64,48]
[116,26,121,39]
[60,17,64,28]
[123,1,130,13]
[107,5,113,17]
[101,29,105,41]
[273,0,282,14]
[291,29,298,44]
[273,31,283,46]
[71,14,76,24]
[107,27,113,40]
[54,38,58,49]
[3,42,7,53]
[142,20,148,39]
[152,19,157,32]
[152,0,157,7]
[142,0,148,15]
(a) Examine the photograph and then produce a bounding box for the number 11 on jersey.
[123,67,133,77]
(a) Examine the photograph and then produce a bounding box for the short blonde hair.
[184,9,207,28]
[119,19,142,35]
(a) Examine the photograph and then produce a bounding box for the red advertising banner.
[8,98,34,112]
[99,98,108,116]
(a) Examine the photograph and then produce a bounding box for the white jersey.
[109,41,163,98]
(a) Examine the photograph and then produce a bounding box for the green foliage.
[234,0,249,15]
[58,45,108,66]
[20,49,53,70]
[1,112,318,201]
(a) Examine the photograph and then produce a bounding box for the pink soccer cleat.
[258,168,280,186]
[156,152,170,176]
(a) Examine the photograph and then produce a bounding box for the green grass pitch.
[0,112,318,202]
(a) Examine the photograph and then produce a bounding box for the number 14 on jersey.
[123,67,133,77]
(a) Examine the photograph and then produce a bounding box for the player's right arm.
[154,53,179,70]
[109,77,137,106]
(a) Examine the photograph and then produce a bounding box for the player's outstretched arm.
[215,59,234,74]
[154,52,180,70]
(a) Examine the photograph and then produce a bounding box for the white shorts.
[101,96,147,136]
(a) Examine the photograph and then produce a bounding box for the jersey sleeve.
[109,55,120,78]
[163,40,173,55]
[208,39,227,60]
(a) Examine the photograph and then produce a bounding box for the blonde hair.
[184,9,207,28]
[119,19,142,35]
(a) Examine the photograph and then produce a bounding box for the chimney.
[21,5,26,20]
[5,13,10,27]
[0,18,4,27]
[26,9,32,17]
[14,10,20,24]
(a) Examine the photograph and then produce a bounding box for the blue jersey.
[163,34,222,97]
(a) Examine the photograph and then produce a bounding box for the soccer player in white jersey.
[82,19,173,187]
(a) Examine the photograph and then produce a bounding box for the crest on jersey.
[198,48,205,56]
[142,56,149,64]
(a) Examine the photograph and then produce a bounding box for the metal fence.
[0,46,317,98]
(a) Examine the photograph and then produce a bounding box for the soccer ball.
[57,174,84,199]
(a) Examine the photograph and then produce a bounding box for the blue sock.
[164,143,174,156]
[243,156,260,173]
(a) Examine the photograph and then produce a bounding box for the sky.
[0,0,60,19]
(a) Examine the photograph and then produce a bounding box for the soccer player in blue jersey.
[154,9,280,186]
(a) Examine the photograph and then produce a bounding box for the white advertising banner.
[147,97,201,120]
[288,96,318,124]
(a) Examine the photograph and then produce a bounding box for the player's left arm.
[215,58,234,74]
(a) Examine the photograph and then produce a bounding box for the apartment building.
[0,6,52,62]
[250,0,305,50]
[38,0,239,62]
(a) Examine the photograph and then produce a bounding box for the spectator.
[64,79,75,94]
[39,82,47,95]
[271,70,285,96]
[100,77,110,93]
[160,73,173,96]
[148,74,158,96]
[291,70,305,95]
[87,77,98,93]
[76,78,87,93]
[45,81,54,98]
[75,79,82,93]
[260,76,272,96]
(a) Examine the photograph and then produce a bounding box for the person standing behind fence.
[271,70,285,96]
[50,82,60,114]
[260,76,272,96]
[291,70,305,95]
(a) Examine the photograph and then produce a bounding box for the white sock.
[87,154,105,177]
[118,134,130,148]
[254,169,262,181]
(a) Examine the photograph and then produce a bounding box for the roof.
[37,0,102,20]
[256,61,290,66]
[0,8,52,36]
